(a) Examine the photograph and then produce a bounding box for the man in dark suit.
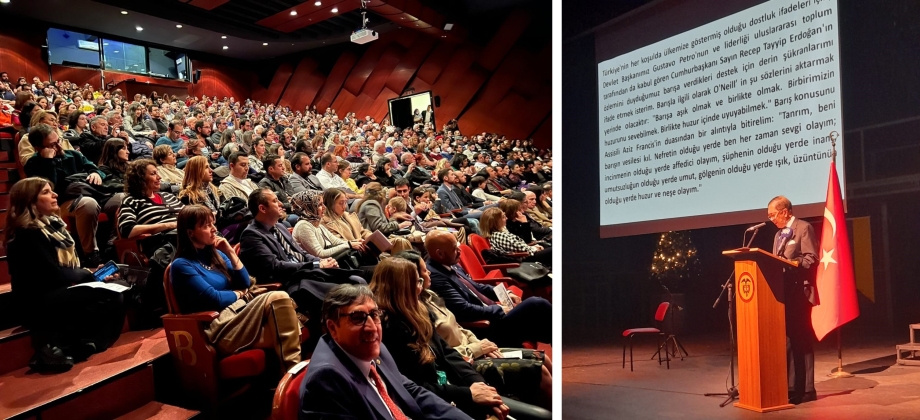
[300,284,471,420]
[425,231,551,348]
[767,195,818,404]
[240,188,366,336]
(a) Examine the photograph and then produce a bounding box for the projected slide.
[598,0,843,237]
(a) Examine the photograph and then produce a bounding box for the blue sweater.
[171,250,251,314]
[155,136,188,165]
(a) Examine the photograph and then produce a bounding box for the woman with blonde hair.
[178,156,221,214]
[5,177,125,372]
[371,257,547,420]
[480,207,551,267]
[321,188,373,243]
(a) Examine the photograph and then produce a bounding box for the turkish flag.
[811,161,859,341]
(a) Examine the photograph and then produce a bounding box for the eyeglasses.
[340,309,385,326]
[767,209,785,221]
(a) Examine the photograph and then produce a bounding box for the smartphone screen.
[94,261,119,281]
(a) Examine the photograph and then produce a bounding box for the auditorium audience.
[321,188,375,245]
[219,151,259,202]
[118,159,182,255]
[169,205,301,372]
[401,250,553,410]
[178,156,221,213]
[18,109,75,166]
[25,123,106,265]
[425,230,551,348]
[153,144,185,191]
[480,207,552,267]
[5,177,124,372]
[300,284,470,419]
[355,182,412,235]
[371,257,549,420]
[291,190,366,259]
[337,159,363,195]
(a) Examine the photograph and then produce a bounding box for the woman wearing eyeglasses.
[370,257,550,420]
[170,205,302,372]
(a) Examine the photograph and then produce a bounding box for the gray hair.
[373,140,385,150]
[91,115,108,127]
[322,284,376,323]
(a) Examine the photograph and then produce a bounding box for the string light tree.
[649,231,699,355]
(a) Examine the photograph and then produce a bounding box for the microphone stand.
[705,225,761,407]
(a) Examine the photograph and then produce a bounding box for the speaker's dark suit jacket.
[774,217,819,306]
[299,335,469,419]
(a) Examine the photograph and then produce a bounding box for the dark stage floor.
[562,331,920,419]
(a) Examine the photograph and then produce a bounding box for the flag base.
[827,368,854,378]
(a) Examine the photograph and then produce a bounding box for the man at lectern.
[766,196,818,404]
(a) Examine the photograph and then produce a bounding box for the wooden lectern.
[722,248,797,413]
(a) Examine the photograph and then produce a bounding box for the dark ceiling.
[0,0,541,60]
[563,0,654,41]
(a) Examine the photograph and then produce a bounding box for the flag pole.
[826,131,855,379]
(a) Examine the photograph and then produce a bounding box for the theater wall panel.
[0,32,46,83]
[314,51,359,111]
[251,62,294,105]
[278,57,323,110]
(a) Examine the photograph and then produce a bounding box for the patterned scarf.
[35,216,80,268]
[289,190,324,223]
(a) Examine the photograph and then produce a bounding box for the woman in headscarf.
[290,190,366,259]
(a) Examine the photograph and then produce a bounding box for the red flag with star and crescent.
[811,161,859,341]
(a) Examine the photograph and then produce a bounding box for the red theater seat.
[161,263,276,412]
[271,360,310,420]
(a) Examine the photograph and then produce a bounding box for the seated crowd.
[2,75,553,419]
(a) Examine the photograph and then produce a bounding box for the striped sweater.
[118,192,183,238]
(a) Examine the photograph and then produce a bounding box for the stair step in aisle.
[0,328,200,419]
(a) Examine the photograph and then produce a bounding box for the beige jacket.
[422,290,484,359]
[321,212,373,242]
[219,175,259,202]
[526,207,552,228]
[19,133,75,166]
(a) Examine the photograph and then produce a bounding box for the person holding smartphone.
[5,177,125,372]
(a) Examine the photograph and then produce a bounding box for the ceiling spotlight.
[221,35,227,39]
[441,35,446,38]
[222,46,228,50]
[263,42,268,46]
[331,7,338,12]
[290,10,297,16]
[136,26,143,31]
[120,10,128,14]
[444,23,454,31]
[114,50,119,53]
[103,42,109,46]
[314,1,321,5]
[176,24,183,28]
[0,0,11,4]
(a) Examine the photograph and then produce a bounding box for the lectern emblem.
[738,272,755,303]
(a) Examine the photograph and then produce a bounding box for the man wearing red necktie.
[300,284,470,419]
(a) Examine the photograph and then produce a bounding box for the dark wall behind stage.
[563,0,920,344]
